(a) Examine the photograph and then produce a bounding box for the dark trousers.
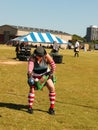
[74,52,79,57]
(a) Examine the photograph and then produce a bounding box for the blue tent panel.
[23,37,28,42]
[56,37,63,44]
[38,32,46,42]
[30,32,37,42]
[46,33,54,43]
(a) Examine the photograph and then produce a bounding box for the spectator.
[15,41,20,59]
[51,41,60,54]
[74,40,80,57]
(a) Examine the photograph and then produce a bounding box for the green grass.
[0,45,98,130]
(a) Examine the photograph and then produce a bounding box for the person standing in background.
[15,41,20,59]
[51,41,60,54]
[74,40,80,57]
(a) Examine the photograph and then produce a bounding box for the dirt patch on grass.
[0,61,26,65]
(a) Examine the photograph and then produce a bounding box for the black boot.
[28,108,33,114]
[48,108,55,115]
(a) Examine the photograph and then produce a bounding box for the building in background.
[86,25,98,42]
[0,24,72,43]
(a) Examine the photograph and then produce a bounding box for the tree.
[72,34,85,41]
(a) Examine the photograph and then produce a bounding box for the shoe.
[28,108,33,114]
[48,108,55,115]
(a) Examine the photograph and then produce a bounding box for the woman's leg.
[28,86,35,113]
[46,79,56,115]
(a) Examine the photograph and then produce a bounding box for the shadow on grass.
[0,102,48,114]
[0,102,28,111]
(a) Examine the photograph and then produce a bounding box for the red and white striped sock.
[49,92,56,109]
[28,92,35,108]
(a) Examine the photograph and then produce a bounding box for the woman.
[27,46,56,115]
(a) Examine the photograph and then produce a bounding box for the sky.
[0,0,98,37]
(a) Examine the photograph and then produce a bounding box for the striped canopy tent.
[12,32,68,44]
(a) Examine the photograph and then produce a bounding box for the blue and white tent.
[12,32,68,44]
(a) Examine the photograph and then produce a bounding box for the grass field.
[0,45,98,130]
